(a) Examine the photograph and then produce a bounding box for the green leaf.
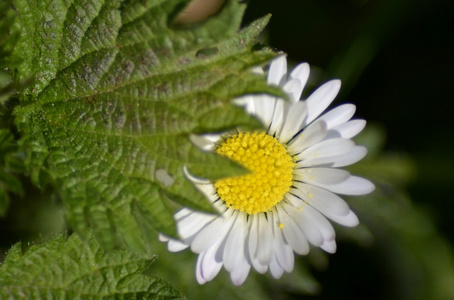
[0,233,184,299]
[11,0,279,254]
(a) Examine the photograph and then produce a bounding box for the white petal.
[191,210,236,253]
[174,208,192,221]
[296,139,367,168]
[277,100,308,144]
[178,212,216,241]
[250,255,268,274]
[183,166,211,185]
[195,248,223,284]
[200,242,224,282]
[319,104,356,129]
[203,134,223,143]
[304,205,336,244]
[297,138,355,161]
[268,99,285,136]
[308,175,375,195]
[271,212,294,273]
[285,194,336,243]
[291,183,351,219]
[247,215,268,273]
[329,119,367,139]
[168,239,189,252]
[288,120,328,155]
[288,63,310,99]
[253,94,276,128]
[268,55,287,86]
[269,255,284,279]
[256,213,275,265]
[281,204,322,247]
[194,183,219,203]
[305,80,341,124]
[223,212,247,273]
[189,134,221,151]
[277,206,309,255]
[321,239,337,253]
[283,78,303,103]
[158,234,169,242]
[251,66,264,75]
[293,167,351,185]
[230,257,251,286]
[247,214,258,260]
[233,95,256,115]
[327,209,359,227]
[300,146,368,168]
[195,253,207,284]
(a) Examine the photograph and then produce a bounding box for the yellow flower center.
[214,132,295,215]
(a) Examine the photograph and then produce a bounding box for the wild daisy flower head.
[159,56,375,286]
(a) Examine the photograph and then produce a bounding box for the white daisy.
[160,56,375,286]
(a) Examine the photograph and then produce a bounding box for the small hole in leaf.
[196,47,218,59]
[155,169,175,187]
[251,43,267,52]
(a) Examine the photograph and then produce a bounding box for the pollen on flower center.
[215,132,295,215]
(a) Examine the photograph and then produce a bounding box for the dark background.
[243,0,454,299]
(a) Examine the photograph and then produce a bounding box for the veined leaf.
[11,0,280,254]
[0,233,184,299]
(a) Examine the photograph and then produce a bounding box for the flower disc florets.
[215,132,295,214]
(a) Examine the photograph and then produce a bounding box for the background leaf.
[11,0,280,255]
[0,233,184,299]
[0,129,24,217]
[0,0,23,217]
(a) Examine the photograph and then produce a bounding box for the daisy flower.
[160,56,375,286]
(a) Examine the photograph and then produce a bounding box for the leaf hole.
[196,47,218,59]
[155,169,175,187]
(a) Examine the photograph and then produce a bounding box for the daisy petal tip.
[196,276,207,285]
[300,62,310,69]
[230,272,248,286]
[332,78,342,87]
[361,178,376,195]
[168,240,189,252]
[341,211,360,227]
[251,66,264,75]
[289,62,310,84]
[158,234,169,242]
[272,54,287,67]
[268,55,288,85]
[231,276,246,286]
[355,119,367,132]
[321,241,337,254]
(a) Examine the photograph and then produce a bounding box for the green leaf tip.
[0,233,184,299]
[10,0,278,254]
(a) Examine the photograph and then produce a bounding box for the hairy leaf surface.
[0,233,183,299]
[11,0,279,254]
